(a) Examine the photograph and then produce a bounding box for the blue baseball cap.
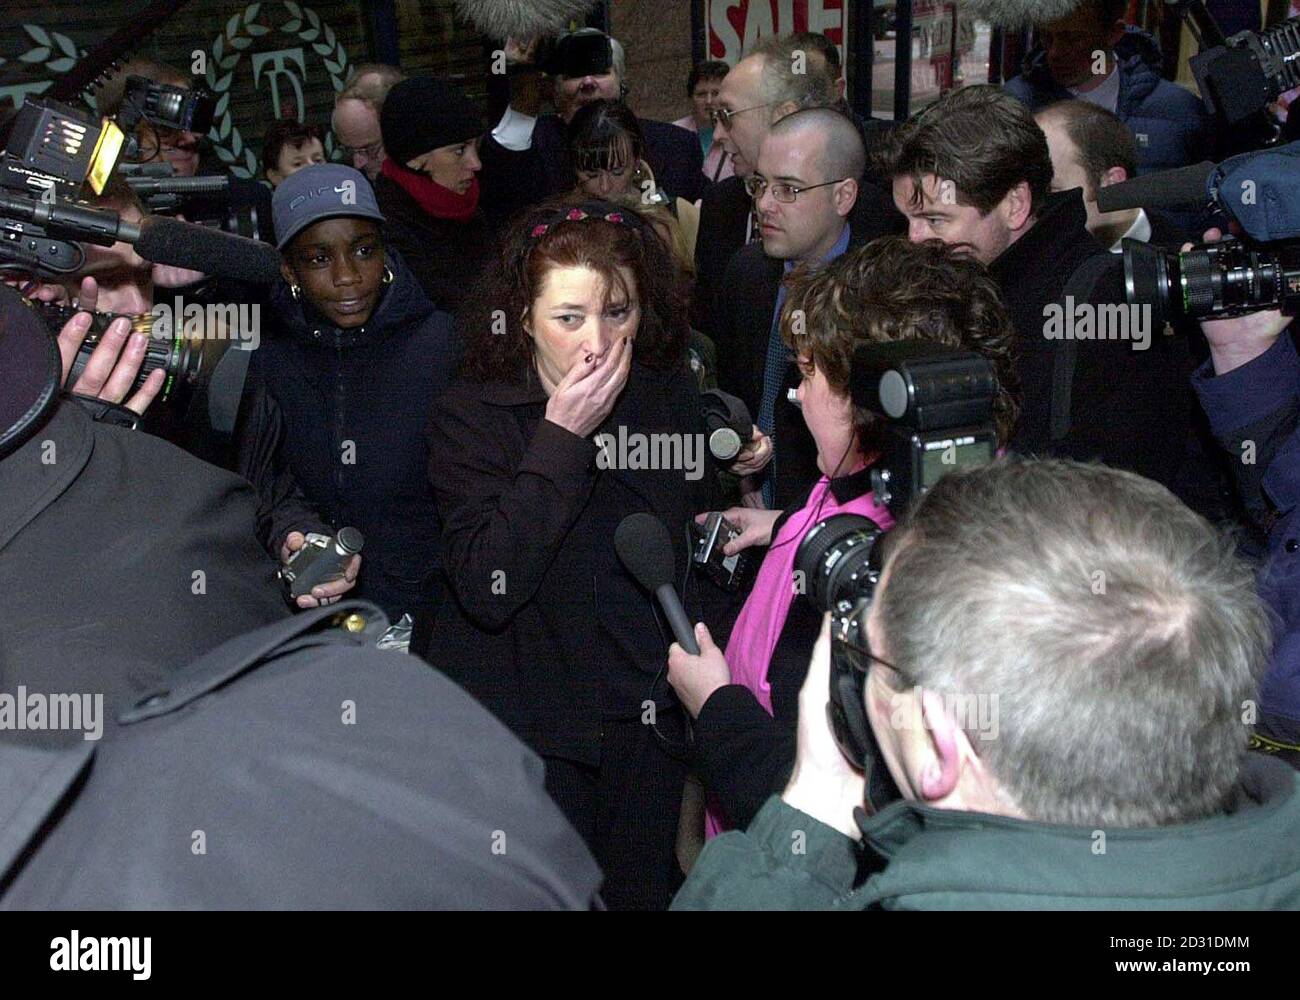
[272,163,386,249]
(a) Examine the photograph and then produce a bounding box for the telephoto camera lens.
[1123,237,1300,325]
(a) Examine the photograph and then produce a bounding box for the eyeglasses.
[340,139,384,161]
[708,102,773,128]
[744,175,850,203]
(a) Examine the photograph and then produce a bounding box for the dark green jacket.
[672,755,1300,910]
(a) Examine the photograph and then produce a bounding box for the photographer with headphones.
[673,456,1300,910]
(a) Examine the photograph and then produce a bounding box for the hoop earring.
[290,283,302,301]
[382,266,394,285]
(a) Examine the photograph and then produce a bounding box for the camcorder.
[0,81,268,441]
[280,528,365,602]
[793,341,998,808]
[1112,142,1300,325]
[1167,2,1299,148]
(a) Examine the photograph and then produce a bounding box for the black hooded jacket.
[236,252,460,619]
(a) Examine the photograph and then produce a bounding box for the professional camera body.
[1121,142,1300,324]
[790,340,998,805]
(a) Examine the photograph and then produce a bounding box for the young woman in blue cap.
[236,162,459,624]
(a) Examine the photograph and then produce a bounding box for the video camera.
[790,341,997,806]
[1167,2,1299,146]
[1108,142,1300,325]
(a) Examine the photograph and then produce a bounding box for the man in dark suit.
[713,108,869,509]
[1035,99,1192,250]
[692,32,901,337]
[879,85,1189,488]
[477,29,703,229]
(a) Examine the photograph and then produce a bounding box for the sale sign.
[706,0,847,66]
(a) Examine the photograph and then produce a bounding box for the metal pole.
[850,0,877,117]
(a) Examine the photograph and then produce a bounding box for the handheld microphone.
[614,512,699,655]
[1094,161,1215,214]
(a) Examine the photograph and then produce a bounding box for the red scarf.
[381,158,480,222]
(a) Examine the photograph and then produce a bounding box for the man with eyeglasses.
[692,34,901,349]
[332,64,405,182]
[712,107,867,510]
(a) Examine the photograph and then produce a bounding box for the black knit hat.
[379,77,484,169]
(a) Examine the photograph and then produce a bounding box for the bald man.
[712,108,866,508]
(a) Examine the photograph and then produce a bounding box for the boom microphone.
[957,0,1084,27]
[453,0,599,41]
[1095,161,1215,213]
[614,512,700,655]
[133,216,281,284]
[0,190,281,283]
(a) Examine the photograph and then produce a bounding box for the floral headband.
[527,203,647,241]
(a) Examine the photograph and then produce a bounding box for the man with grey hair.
[675,458,1300,909]
[712,107,871,508]
[693,33,901,343]
[331,63,405,181]
[477,28,702,227]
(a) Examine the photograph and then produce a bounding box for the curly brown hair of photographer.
[779,236,1021,446]
[456,197,690,383]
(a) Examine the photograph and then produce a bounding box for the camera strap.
[1051,252,1119,442]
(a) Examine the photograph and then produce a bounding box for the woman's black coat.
[424,360,735,764]
[237,252,459,620]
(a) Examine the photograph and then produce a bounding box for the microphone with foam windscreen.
[133,215,281,284]
[958,0,1084,26]
[615,512,700,655]
[453,0,599,41]
[0,190,281,283]
[1094,161,1215,214]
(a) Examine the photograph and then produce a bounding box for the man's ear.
[833,177,858,219]
[917,687,962,802]
[1098,165,1129,189]
[266,167,284,187]
[771,100,800,124]
[280,259,297,287]
[1000,180,1035,231]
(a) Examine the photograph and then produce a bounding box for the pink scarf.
[705,476,894,838]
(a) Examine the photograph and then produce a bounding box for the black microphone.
[124,175,231,198]
[0,191,281,283]
[134,215,281,284]
[0,191,140,245]
[614,512,699,655]
[1094,161,1215,213]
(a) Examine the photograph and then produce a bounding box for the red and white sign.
[706,0,847,67]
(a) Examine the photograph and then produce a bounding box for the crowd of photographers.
[3,2,1300,910]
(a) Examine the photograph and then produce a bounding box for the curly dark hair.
[780,235,1021,447]
[457,197,690,384]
